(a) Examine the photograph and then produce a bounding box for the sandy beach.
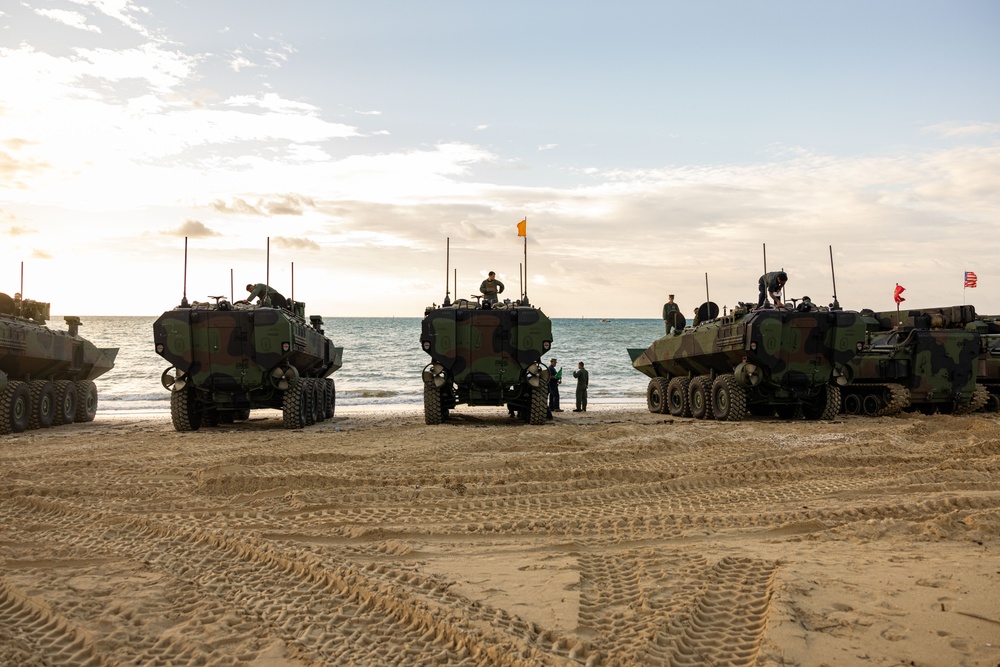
[1,405,998,666]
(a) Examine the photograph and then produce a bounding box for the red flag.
[964,271,977,288]
[893,284,906,304]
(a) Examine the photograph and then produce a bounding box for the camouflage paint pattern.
[154,302,342,412]
[0,295,118,392]
[844,305,984,412]
[420,300,552,408]
[968,316,1000,411]
[629,305,866,406]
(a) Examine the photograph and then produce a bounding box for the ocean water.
[68,315,673,415]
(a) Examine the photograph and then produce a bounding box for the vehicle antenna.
[265,237,271,305]
[705,271,710,304]
[762,242,767,274]
[443,237,451,306]
[291,261,295,306]
[519,263,523,302]
[230,269,234,303]
[829,245,840,309]
[180,237,189,307]
[453,268,457,302]
[19,261,24,300]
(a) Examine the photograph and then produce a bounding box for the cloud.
[272,236,320,251]
[925,122,1000,139]
[7,226,34,236]
[165,220,220,238]
[210,195,314,216]
[31,249,52,259]
[34,8,101,33]
[537,143,558,151]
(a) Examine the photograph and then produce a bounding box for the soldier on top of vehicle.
[244,283,289,309]
[757,271,787,308]
[479,271,505,306]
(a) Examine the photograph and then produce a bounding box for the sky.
[2,0,999,318]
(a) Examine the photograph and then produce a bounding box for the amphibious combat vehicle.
[629,299,867,421]
[0,292,118,434]
[972,316,1000,412]
[420,286,552,425]
[154,295,342,431]
[839,305,988,416]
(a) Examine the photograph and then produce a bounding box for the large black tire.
[28,380,56,430]
[0,381,31,434]
[688,376,714,420]
[712,374,747,422]
[646,377,669,414]
[424,384,444,425]
[314,380,328,422]
[528,384,549,426]
[303,379,318,426]
[667,377,691,417]
[52,380,77,426]
[325,378,336,419]
[170,385,202,432]
[74,381,98,422]
[283,380,306,429]
[803,385,841,420]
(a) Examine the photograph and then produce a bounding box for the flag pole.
[896,283,901,325]
[523,218,528,304]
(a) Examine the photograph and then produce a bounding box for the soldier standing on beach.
[572,362,589,412]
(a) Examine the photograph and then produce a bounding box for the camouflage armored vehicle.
[153,294,343,431]
[629,300,867,421]
[840,305,988,416]
[971,316,1000,412]
[0,292,118,434]
[420,297,553,425]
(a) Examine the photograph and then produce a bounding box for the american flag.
[964,271,978,288]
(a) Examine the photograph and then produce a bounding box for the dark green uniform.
[572,365,589,411]
[479,278,505,305]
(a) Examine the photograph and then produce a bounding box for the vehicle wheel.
[842,392,862,415]
[28,381,56,430]
[712,374,746,422]
[217,411,236,424]
[315,380,328,422]
[74,381,98,422]
[52,380,77,425]
[326,378,336,418]
[529,384,548,425]
[666,377,692,417]
[282,380,306,429]
[803,385,840,420]
[646,377,669,414]
[234,409,251,421]
[203,410,220,427]
[170,385,202,431]
[303,379,318,426]
[688,376,714,420]
[0,381,31,434]
[424,384,444,425]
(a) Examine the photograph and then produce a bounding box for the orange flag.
[516,218,526,237]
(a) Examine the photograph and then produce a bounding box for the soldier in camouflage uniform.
[479,272,505,306]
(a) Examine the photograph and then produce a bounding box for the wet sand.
[1,406,998,666]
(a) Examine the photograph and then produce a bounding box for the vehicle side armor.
[629,300,866,421]
[0,292,118,434]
